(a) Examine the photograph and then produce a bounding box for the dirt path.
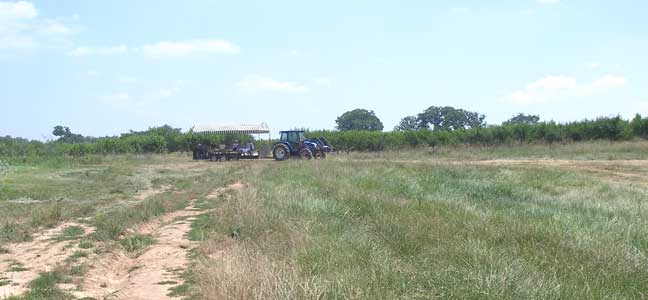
[0,222,96,298]
[72,203,201,299]
[73,182,243,300]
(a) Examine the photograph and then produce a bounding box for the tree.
[503,113,540,125]
[416,106,485,131]
[631,114,648,138]
[52,125,71,138]
[52,125,86,143]
[335,109,384,131]
[394,116,418,131]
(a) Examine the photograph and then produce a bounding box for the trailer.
[191,123,271,162]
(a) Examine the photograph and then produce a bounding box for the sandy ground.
[0,222,96,298]
[0,178,243,299]
[72,203,202,299]
[73,182,243,300]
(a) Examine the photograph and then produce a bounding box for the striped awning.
[191,122,270,134]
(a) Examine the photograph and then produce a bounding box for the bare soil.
[0,222,96,297]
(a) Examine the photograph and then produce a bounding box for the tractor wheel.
[299,148,313,160]
[319,151,327,159]
[273,144,290,161]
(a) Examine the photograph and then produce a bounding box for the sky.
[1,0,647,140]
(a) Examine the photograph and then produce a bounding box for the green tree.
[417,106,485,131]
[52,125,86,143]
[52,125,71,138]
[394,116,418,131]
[335,109,384,131]
[631,114,648,138]
[503,113,540,125]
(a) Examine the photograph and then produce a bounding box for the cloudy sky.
[1,0,647,139]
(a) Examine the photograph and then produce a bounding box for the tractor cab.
[273,130,322,161]
[279,130,305,147]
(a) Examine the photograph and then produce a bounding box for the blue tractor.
[272,130,333,161]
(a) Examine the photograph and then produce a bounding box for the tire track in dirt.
[74,182,243,300]
[0,184,176,298]
[0,222,96,298]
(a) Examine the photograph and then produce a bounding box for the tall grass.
[192,159,648,299]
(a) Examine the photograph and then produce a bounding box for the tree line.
[2,107,648,158]
[0,125,249,158]
[320,106,648,151]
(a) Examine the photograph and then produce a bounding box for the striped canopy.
[191,122,270,134]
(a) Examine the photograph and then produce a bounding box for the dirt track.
[0,181,243,299]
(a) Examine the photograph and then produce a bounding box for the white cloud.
[142,39,239,58]
[537,0,560,4]
[0,1,74,51]
[591,75,626,89]
[67,45,127,56]
[526,75,576,91]
[39,21,71,35]
[314,77,332,87]
[238,74,309,93]
[502,75,628,105]
[0,1,37,20]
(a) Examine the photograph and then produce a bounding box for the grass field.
[2,141,648,299]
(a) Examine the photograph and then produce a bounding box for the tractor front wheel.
[299,148,313,160]
[273,144,290,161]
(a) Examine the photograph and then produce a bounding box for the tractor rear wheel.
[273,144,290,161]
[299,148,313,159]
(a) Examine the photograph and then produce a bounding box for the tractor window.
[287,132,300,143]
[280,132,288,141]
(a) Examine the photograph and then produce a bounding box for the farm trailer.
[190,122,272,161]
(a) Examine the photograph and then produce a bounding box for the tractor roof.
[279,130,305,133]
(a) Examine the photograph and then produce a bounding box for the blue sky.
[1,0,647,139]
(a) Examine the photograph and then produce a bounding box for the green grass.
[63,250,89,265]
[51,226,85,242]
[77,240,94,249]
[7,260,29,272]
[120,234,156,256]
[190,157,648,299]
[0,154,182,245]
[0,278,11,286]
[4,143,648,299]
[6,271,73,300]
[347,139,648,161]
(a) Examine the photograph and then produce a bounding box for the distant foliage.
[336,109,384,131]
[308,115,644,152]
[417,106,485,131]
[394,116,419,131]
[503,113,540,125]
[3,115,648,159]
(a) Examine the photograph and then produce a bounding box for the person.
[232,140,239,151]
